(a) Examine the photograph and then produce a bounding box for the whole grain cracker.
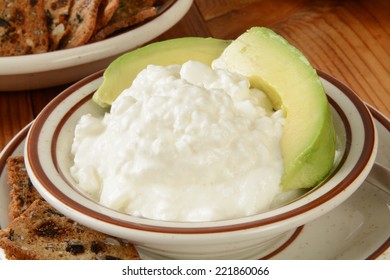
[62,0,102,49]
[6,156,41,221]
[0,0,49,56]
[1,157,141,260]
[94,0,120,32]
[91,0,157,42]
[44,0,72,50]
[0,200,141,260]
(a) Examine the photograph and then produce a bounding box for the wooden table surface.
[0,0,389,151]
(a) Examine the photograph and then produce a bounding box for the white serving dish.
[0,0,193,91]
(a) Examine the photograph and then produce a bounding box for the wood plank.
[153,2,211,41]
[196,0,310,39]
[195,0,263,21]
[196,0,390,116]
[272,0,390,116]
[0,92,33,149]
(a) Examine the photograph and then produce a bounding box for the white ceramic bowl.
[0,0,192,91]
[24,70,378,259]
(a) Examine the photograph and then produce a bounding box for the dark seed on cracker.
[0,18,11,28]
[34,221,64,238]
[66,242,85,255]
[91,241,104,254]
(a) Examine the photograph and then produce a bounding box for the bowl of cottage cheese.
[24,59,377,259]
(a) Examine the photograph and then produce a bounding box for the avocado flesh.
[93,37,232,108]
[214,27,336,190]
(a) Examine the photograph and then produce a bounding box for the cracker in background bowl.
[94,0,120,32]
[44,0,72,51]
[0,0,49,56]
[62,0,102,49]
[91,0,157,42]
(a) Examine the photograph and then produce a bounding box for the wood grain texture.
[154,3,211,40]
[0,0,389,152]
[196,0,310,38]
[196,0,390,116]
[0,84,68,148]
[0,92,33,149]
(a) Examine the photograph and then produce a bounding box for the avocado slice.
[214,27,336,190]
[93,37,232,108]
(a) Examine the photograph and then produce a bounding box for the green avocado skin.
[93,37,231,108]
[93,30,336,191]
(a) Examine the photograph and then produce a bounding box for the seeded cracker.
[0,0,49,56]
[44,0,72,50]
[91,0,157,42]
[6,156,41,221]
[62,0,102,49]
[0,200,141,260]
[94,0,120,32]
[0,157,141,260]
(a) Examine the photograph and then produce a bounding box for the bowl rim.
[0,0,191,75]
[25,69,377,234]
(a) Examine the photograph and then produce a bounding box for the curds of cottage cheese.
[70,60,285,222]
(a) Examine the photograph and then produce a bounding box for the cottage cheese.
[70,60,285,222]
